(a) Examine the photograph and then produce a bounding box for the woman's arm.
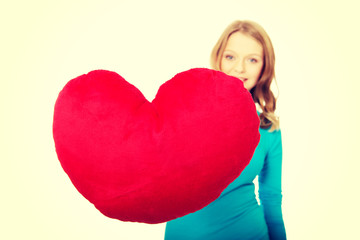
[258,129,286,240]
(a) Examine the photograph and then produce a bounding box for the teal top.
[164,127,286,240]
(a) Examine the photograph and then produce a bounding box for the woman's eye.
[225,55,234,60]
[248,58,258,63]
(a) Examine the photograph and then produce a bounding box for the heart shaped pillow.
[53,68,260,224]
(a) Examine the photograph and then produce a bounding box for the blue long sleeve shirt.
[165,127,286,240]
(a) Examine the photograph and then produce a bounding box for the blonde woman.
[165,20,286,240]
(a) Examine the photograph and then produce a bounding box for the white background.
[1,0,359,239]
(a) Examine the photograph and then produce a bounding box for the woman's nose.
[234,61,245,73]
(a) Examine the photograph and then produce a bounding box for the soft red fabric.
[53,68,260,223]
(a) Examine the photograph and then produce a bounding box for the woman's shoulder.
[259,125,281,155]
[257,110,281,136]
[259,127,282,154]
[259,126,281,138]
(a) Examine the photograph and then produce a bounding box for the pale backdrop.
[1,0,359,239]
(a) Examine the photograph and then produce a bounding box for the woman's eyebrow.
[249,54,263,58]
[224,50,262,58]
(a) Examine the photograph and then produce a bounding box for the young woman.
[164,20,286,240]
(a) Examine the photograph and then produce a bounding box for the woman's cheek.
[221,62,231,74]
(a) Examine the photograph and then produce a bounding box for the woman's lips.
[238,77,247,82]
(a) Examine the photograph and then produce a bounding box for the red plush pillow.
[53,68,260,224]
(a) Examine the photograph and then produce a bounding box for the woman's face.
[220,32,264,90]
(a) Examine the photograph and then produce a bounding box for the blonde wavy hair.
[210,20,279,131]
